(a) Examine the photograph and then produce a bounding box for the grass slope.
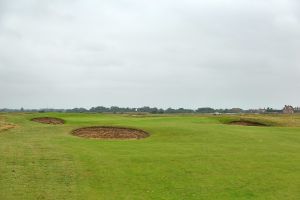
[0,113,300,200]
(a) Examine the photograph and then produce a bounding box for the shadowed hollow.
[228,120,267,126]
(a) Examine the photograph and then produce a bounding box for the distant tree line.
[294,107,300,113]
[0,106,285,114]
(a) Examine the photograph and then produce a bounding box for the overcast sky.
[0,0,299,109]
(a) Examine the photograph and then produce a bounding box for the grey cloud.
[0,0,299,109]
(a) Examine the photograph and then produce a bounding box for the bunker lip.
[31,117,65,125]
[71,126,149,139]
[228,120,267,126]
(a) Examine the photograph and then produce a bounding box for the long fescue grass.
[0,113,300,199]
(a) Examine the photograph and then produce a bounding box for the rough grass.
[218,114,300,127]
[0,113,300,199]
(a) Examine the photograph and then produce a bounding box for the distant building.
[230,108,243,113]
[213,112,221,115]
[258,108,266,113]
[283,105,294,114]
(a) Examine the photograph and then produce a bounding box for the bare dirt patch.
[31,117,65,125]
[71,126,149,139]
[0,117,16,132]
[0,124,16,132]
[228,120,267,126]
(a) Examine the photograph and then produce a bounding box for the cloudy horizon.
[0,0,300,110]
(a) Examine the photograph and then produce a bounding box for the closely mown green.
[0,113,300,200]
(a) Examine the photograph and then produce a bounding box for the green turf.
[0,113,300,200]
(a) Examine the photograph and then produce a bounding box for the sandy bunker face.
[228,120,267,126]
[71,126,149,139]
[31,117,65,125]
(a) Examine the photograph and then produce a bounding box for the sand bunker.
[71,126,149,139]
[228,120,267,126]
[31,117,65,125]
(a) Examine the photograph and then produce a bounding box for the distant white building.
[283,105,294,114]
